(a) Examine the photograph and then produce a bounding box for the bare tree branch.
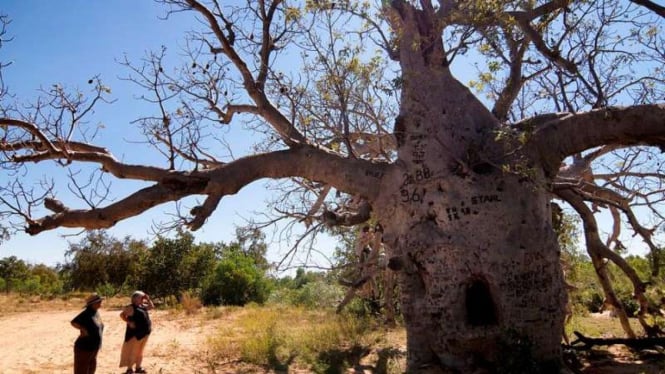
[531,104,665,174]
[629,0,665,18]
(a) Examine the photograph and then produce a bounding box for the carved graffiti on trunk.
[365,169,384,179]
[400,164,432,204]
[402,166,432,186]
[401,187,427,203]
[445,194,503,221]
[409,133,427,164]
[501,268,553,306]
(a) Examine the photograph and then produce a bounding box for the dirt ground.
[0,307,233,374]
[1,300,663,374]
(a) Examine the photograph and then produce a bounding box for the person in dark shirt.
[71,293,104,374]
[119,290,154,374]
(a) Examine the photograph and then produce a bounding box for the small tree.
[139,229,215,299]
[63,230,141,291]
[28,263,63,295]
[0,256,29,293]
[202,247,271,306]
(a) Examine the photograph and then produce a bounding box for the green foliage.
[0,256,30,292]
[293,267,325,288]
[202,247,271,306]
[139,229,216,300]
[293,280,343,309]
[0,256,63,295]
[268,277,344,309]
[3,226,269,302]
[565,250,658,317]
[63,230,145,292]
[552,203,581,255]
[233,227,271,271]
[95,282,117,299]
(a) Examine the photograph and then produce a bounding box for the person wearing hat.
[71,293,104,374]
[119,290,154,374]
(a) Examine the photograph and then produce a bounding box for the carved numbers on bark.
[445,194,502,222]
[400,133,432,204]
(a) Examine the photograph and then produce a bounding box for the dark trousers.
[74,346,98,374]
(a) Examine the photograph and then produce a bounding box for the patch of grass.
[203,306,226,320]
[566,314,644,340]
[207,305,380,372]
[0,293,79,313]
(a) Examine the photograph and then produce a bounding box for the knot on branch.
[25,221,43,236]
[190,205,203,216]
[161,174,209,193]
[44,197,68,213]
[321,201,372,227]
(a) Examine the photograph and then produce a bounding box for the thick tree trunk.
[374,64,567,372]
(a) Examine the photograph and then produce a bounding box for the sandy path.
[0,308,223,374]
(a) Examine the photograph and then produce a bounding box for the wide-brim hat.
[85,293,104,307]
[131,290,146,301]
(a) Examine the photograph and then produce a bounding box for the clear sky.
[0,0,333,268]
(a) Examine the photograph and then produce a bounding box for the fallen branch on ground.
[569,331,665,350]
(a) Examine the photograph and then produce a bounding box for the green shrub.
[201,250,271,306]
[295,281,344,309]
[16,276,41,295]
[620,297,640,317]
[268,280,344,309]
[581,291,604,313]
[95,282,116,299]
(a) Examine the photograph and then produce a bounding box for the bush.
[16,276,41,295]
[95,282,116,299]
[620,296,640,317]
[180,291,203,314]
[580,291,604,313]
[295,281,344,309]
[267,280,344,309]
[201,250,271,306]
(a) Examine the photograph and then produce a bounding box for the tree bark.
[369,53,566,371]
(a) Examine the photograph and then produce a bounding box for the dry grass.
[205,305,405,373]
[566,313,646,341]
[0,293,154,315]
[0,293,124,313]
[180,291,204,315]
[1,293,659,373]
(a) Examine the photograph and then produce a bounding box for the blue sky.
[0,1,326,267]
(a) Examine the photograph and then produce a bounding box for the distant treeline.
[2,226,662,316]
[0,228,341,309]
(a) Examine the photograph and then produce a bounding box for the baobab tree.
[1,1,664,372]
